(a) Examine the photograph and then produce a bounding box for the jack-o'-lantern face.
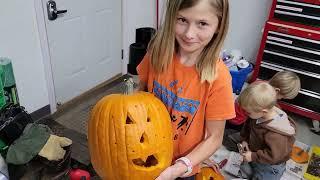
[88,92,173,180]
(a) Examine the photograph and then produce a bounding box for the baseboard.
[31,74,133,121]
[52,74,132,118]
[31,104,51,121]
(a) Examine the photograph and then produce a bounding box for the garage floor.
[53,74,319,179]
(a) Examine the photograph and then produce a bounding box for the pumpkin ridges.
[87,101,97,173]
[91,99,105,176]
[148,92,173,167]
[89,92,173,180]
[140,94,162,178]
[93,95,118,179]
[128,94,151,179]
[101,96,114,179]
[142,92,173,176]
[100,96,115,179]
[108,95,122,180]
[89,97,108,178]
[147,94,163,168]
[116,95,130,179]
[129,94,142,179]
[146,95,162,178]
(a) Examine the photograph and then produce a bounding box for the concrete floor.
[54,75,319,179]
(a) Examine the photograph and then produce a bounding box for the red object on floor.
[69,169,91,180]
[229,102,248,125]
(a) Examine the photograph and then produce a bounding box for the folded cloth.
[38,134,72,161]
[6,124,51,165]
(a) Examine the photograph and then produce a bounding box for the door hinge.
[121,49,124,60]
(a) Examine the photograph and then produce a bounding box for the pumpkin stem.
[123,77,134,95]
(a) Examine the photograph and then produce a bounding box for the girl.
[137,0,235,179]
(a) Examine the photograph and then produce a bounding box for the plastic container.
[136,27,156,46]
[127,43,146,75]
[0,58,19,106]
[0,67,5,110]
[69,168,91,180]
[229,64,253,94]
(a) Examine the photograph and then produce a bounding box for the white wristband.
[175,157,193,177]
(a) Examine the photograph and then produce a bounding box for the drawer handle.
[277,27,289,33]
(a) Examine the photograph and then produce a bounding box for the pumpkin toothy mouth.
[132,155,158,167]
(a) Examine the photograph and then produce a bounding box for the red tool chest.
[252,0,320,120]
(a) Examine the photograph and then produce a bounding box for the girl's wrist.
[173,161,188,177]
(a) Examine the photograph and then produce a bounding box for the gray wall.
[159,0,273,63]
[223,0,273,63]
[0,0,49,112]
[0,0,157,113]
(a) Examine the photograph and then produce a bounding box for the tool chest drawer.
[282,90,320,113]
[269,0,320,28]
[259,62,320,94]
[257,63,320,114]
[262,28,320,74]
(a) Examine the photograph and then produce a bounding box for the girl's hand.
[201,159,220,173]
[155,162,187,180]
[242,151,253,162]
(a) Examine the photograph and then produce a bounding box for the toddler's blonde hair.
[269,71,301,99]
[238,82,277,112]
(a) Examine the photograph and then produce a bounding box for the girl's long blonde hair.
[148,0,229,83]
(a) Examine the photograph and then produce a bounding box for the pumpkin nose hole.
[209,178,214,180]
[132,155,158,167]
[147,117,151,122]
[126,116,134,124]
[140,132,148,143]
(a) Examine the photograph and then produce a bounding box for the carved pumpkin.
[88,80,173,180]
[196,167,224,180]
[291,146,309,164]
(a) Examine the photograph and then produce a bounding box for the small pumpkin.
[196,167,224,180]
[88,79,173,180]
[291,146,309,164]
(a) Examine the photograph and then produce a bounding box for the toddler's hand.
[242,151,252,162]
[241,141,250,152]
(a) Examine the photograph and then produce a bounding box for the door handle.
[47,0,67,21]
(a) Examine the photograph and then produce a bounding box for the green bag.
[0,66,5,110]
[0,57,19,107]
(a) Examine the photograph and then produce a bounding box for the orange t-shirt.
[137,53,235,172]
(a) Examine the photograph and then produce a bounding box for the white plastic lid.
[237,59,249,69]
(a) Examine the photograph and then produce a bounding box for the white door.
[43,0,122,104]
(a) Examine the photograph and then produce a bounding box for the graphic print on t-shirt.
[152,80,200,139]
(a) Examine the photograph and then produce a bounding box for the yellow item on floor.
[304,145,320,180]
[38,135,72,161]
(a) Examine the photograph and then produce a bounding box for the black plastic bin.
[136,27,156,46]
[128,43,146,75]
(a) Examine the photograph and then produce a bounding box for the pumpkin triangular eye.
[126,116,135,124]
